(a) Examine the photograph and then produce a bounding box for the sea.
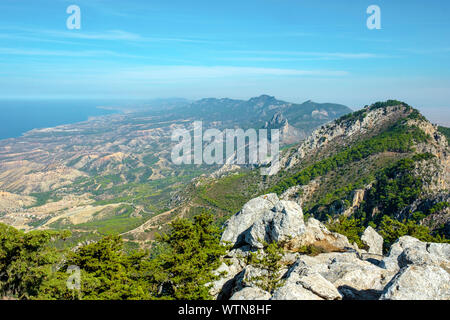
[0,99,121,140]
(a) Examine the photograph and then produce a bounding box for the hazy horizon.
[0,95,448,137]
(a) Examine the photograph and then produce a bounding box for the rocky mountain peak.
[263,112,288,129]
[248,94,277,103]
[283,102,421,169]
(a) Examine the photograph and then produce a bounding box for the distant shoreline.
[0,100,121,141]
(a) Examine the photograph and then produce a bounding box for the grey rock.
[294,268,342,300]
[361,226,383,255]
[323,253,393,299]
[287,218,353,252]
[427,242,450,261]
[271,201,306,242]
[380,236,427,271]
[221,193,279,246]
[381,236,450,272]
[238,265,270,288]
[245,200,306,248]
[289,251,394,300]
[230,287,271,300]
[209,260,244,299]
[271,273,323,300]
[380,265,450,300]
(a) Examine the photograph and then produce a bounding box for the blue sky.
[0,0,449,124]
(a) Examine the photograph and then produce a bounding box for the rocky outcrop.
[361,226,383,255]
[244,200,306,249]
[221,193,279,246]
[222,194,354,252]
[380,265,450,300]
[380,236,450,271]
[230,287,271,300]
[286,218,353,252]
[286,266,342,300]
[213,195,450,301]
[263,112,304,145]
[379,237,450,299]
[283,104,409,169]
[271,273,324,300]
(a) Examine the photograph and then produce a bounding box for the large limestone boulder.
[230,287,271,300]
[245,200,306,249]
[361,226,383,255]
[381,236,450,272]
[291,267,342,300]
[221,195,353,253]
[271,273,323,300]
[377,236,450,300]
[289,252,394,300]
[221,194,279,246]
[270,259,342,300]
[286,218,354,252]
[380,265,450,300]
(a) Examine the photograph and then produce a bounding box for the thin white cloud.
[0,47,145,59]
[0,63,349,81]
[90,65,350,82]
[0,27,212,44]
[228,50,391,60]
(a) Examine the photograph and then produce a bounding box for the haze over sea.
[0,100,119,140]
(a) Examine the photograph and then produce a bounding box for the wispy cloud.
[0,27,213,44]
[0,64,349,81]
[41,29,208,43]
[228,50,391,60]
[0,47,148,59]
[91,65,350,82]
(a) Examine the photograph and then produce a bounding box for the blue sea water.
[0,100,120,140]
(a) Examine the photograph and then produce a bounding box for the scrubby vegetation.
[322,153,449,252]
[268,121,429,195]
[0,224,70,299]
[376,216,448,251]
[150,212,227,300]
[248,241,285,293]
[438,126,450,142]
[356,155,432,224]
[0,212,226,300]
[326,215,449,254]
[326,216,368,249]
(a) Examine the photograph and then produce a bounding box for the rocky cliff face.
[212,194,450,300]
[282,104,410,169]
[263,112,306,144]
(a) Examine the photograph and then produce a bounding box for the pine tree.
[151,211,227,300]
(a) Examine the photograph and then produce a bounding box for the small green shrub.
[248,241,285,293]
